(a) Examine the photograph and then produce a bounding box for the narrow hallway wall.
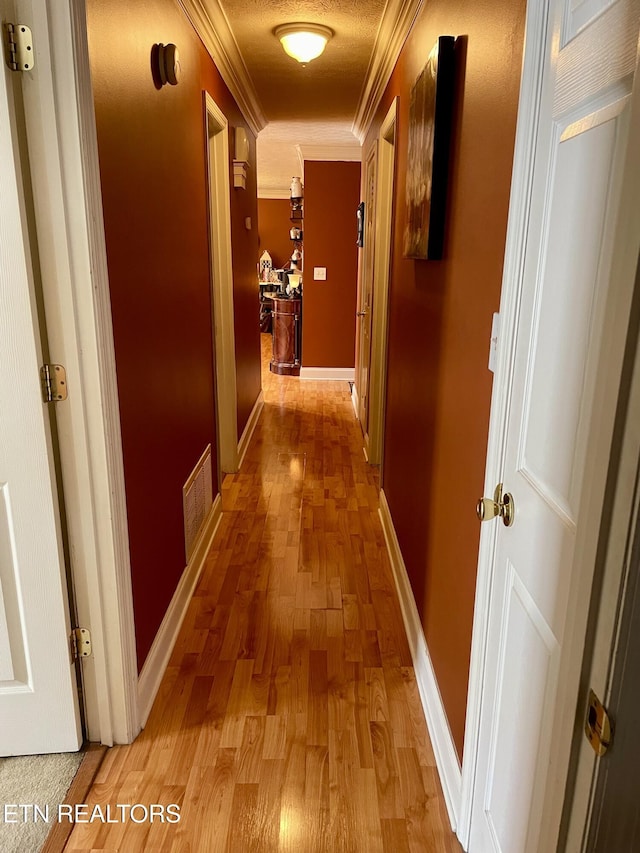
[366,0,526,757]
[86,0,261,670]
[302,161,361,368]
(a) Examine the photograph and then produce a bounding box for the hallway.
[65,336,459,852]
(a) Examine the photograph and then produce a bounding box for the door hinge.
[70,627,92,662]
[40,364,68,403]
[4,23,35,72]
[585,688,613,756]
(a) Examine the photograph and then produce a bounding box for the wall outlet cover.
[314,267,327,280]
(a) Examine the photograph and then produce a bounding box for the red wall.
[86,0,260,670]
[302,161,361,368]
[257,199,292,270]
[367,0,526,757]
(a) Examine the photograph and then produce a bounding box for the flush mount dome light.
[275,23,333,64]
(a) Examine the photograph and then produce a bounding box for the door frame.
[366,96,397,468]
[560,250,640,850]
[355,139,378,446]
[204,92,239,475]
[20,0,140,745]
[458,1,640,848]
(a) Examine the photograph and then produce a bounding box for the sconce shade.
[275,23,333,64]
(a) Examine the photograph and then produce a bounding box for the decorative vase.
[290,176,303,201]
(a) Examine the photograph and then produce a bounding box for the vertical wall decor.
[403,35,456,260]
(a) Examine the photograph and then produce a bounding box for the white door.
[0,37,82,754]
[468,0,640,850]
[356,142,377,443]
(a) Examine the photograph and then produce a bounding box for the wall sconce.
[274,23,333,64]
[151,43,180,87]
[233,127,250,190]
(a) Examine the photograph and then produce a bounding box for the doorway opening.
[205,92,238,478]
[367,97,397,470]
[355,98,397,466]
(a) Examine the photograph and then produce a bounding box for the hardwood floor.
[66,335,461,852]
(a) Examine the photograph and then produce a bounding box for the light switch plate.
[314,267,327,280]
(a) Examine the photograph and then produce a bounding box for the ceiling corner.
[352,0,424,142]
[178,0,267,135]
[298,144,363,164]
[257,188,291,200]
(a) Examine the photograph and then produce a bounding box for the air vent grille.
[183,445,213,561]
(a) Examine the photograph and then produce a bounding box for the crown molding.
[296,144,363,165]
[352,0,425,142]
[177,0,267,135]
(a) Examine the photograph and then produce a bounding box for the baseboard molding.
[351,384,360,419]
[299,367,355,381]
[378,488,463,833]
[237,390,264,470]
[137,494,223,726]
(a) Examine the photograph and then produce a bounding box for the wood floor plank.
[65,335,460,852]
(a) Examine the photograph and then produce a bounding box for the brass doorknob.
[476,483,515,527]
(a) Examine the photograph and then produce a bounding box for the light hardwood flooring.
[66,335,461,852]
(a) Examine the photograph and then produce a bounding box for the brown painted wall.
[86,0,260,670]
[367,0,525,757]
[258,199,292,271]
[302,161,361,368]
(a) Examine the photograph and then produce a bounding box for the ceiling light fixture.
[275,23,333,64]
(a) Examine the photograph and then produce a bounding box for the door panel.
[521,117,621,519]
[484,564,559,853]
[469,0,639,848]
[0,21,81,754]
[0,486,29,684]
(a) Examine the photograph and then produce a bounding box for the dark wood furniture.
[270,297,301,376]
[259,284,277,332]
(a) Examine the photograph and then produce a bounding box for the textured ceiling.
[257,121,361,197]
[218,0,386,121]
[214,0,386,194]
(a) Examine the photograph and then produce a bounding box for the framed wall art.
[403,35,456,260]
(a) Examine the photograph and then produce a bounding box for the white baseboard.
[351,384,360,419]
[237,390,264,470]
[378,488,463,834]
[299,367,355,381]
[137,493,223,726]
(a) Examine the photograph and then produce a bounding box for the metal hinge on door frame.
[3,23,35,72]
[585,688,613,756]
[70,627,92,662]
[40,364,68,402]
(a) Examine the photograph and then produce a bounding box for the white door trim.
[459,1,640,848]
[355,139,377,443]
[205,92,239,474]
[562,248,640,850]
[367,96,397,468]
[23,0,140,745]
